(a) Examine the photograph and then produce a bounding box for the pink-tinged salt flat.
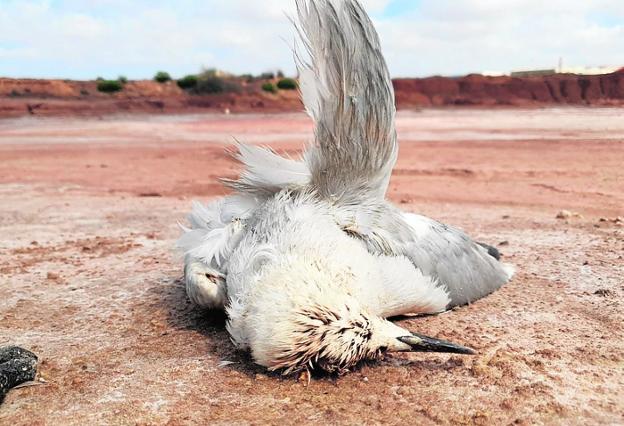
[0,109,622,425]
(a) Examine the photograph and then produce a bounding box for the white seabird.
[178,0,515,375]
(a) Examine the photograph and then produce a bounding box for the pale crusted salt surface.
[0,110,622,424]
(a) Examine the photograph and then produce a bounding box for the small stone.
[556,210,572,219]
[46,272,60,281]
[556,210,583,220]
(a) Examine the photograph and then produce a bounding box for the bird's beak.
[397,332,476,355]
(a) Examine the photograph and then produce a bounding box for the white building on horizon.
[482,62,621,78]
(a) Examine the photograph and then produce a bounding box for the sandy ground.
[0,108,623,425]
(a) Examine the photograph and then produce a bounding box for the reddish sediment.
[393,69,624,107]
[0,110,622,424]
[2,69,623,118]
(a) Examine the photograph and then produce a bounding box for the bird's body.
[177,0,514,375]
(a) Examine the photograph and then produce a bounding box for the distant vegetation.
[176,69,299,94]
[97,80,123,93]
[89,68,299,96]
[195,77,227,93]
[258,71,276,80]
[277,78,298,90]
[261,82,277,93]
[177,75,198,89]
[196,77,241,94]
[173,69,242,94]
[239,74,254,83]
[154,71,172,83]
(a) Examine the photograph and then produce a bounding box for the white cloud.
[0,0,622,79]
[378,0,624,76]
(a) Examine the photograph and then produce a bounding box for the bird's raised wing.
[226,0,397,203]
[295,0,398,202]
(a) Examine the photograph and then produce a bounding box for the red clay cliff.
[1,69,623,118]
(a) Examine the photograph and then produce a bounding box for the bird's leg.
[298,368,311,387]
[184,256,227,310]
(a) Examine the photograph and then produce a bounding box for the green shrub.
[97,80,123,93]
[195,76,225,94]
[118,75,128,84]
[261,82,277,93]
[177,75,198,89]
[194,76,241,94]
[277,78,297,90]
[154,71,171,83]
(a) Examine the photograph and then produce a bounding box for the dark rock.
[0,346,38,403]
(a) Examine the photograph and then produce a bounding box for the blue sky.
[379,0,419,18]
[0,0,623,79]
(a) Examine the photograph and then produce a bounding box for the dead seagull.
[178,0,514,375]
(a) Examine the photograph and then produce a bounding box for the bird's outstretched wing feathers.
[222,144,310,195]
[295,0,398,201]
[228,0,397,202]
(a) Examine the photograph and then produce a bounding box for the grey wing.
[401,213,514,308]
[295,0,398,202]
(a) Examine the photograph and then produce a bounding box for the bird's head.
[262,303,474,375]
[227,258,474,376]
